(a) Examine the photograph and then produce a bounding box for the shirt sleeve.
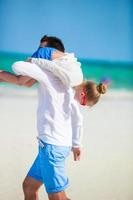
[71,99,83,148]
[12,61,51,87]
[31,58,71,87]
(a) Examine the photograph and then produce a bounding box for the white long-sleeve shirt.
[12,61,83,147]
[31,53,83,87]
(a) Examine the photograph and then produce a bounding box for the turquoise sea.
[0,52,133,90]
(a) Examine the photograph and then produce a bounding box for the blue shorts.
[27,143,71,194]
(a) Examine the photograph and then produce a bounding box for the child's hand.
[72,147,81,161]
[26,57,32,62]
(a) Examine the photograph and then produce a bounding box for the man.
[12,60,82,200]
[1,35,107,200]
[1,36,83,200]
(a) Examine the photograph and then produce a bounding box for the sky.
[0,0,132,62]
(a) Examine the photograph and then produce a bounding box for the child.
[12,60,107,106]
[12,60,107,200]
[0,35,107,200]
[1,60,107,200]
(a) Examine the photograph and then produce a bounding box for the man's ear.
[39,41,48,47]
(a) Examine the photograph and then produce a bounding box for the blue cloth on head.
[31,47,56,60]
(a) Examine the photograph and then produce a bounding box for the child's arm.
[30,58,70,86]
[30,56,83,87]
[71,99,83,161]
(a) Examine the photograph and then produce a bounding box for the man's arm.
[22,78,37,87]
[0,71,19,85]
[12,61,51,87]
[0,71,36,87]
[18,75,37,87]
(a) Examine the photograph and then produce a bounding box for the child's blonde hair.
[84,81,107,105]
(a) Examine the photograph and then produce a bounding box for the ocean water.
[0,52,133,90]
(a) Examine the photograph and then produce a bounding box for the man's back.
[37,69,73,146]
[12,61,83,148]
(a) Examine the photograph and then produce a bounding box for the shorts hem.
[27,174,43,183]
[46,182,69,194]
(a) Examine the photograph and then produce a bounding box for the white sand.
[0,86,133,200]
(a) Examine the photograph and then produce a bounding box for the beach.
[0,86,133,200]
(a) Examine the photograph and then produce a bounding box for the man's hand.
[18,75,37,87]
[24,78,37,87]
[72,147,81,161]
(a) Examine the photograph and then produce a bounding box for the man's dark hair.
[40,35,65,52]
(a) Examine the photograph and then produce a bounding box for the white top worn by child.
[30,52,83,88]
[12,54,83,148]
